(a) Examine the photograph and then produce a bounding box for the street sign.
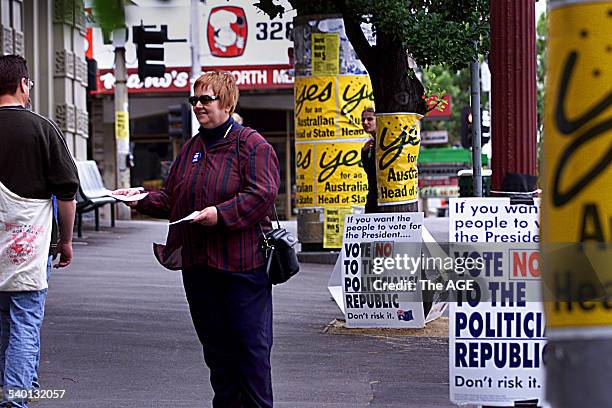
[421,130,448,145]
[340,213,426,328]
[449,198,546,406]
[481,61,491,92]
[94,65,294,94]
[90,1,296,71]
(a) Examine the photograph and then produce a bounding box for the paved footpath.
[36,220,453,407]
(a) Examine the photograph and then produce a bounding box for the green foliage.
[254,0,489,135]
[92,0,126,41]
[91,0,172,42]
[421,65,471,144]
[259,0,489,71]
[358,0,489,70]
[422,65,460,101]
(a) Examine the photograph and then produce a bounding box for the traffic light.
[481,109,491,145]
[168,103,192,140]
[460,106,473,148]
[133,25,168,81]
[460,106,490,148]
[86,57,97,92]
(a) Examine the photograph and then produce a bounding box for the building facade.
[1,0,88,159]
[88,0,297,219]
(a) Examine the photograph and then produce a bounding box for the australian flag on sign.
[397,309,414,322]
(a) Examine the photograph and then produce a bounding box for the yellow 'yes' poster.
[315,141,369,208]
[294,75,372,208]
[294,76,337,141]
[375,113,423,206]
[337,76,374,139]
[542,0,612,334]
[295,142,316,208]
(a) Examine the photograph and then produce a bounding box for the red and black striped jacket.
[137,124,280,272]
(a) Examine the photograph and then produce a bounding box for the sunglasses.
[188,95,219,106]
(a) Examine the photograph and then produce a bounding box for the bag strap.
[271,205,281,228]
[235,127,281,230]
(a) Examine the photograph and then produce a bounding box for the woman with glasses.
[114,71,279,407]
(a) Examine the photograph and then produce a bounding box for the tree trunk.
[342,17,426,213]
[368,33,427,115]
[339,9,431,316]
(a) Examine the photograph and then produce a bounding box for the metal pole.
[285,111,292,220]
[190,0,202,136]
[113,28,131,219]
[470,50,483,197]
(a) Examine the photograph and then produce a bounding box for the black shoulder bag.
[236,128,300,284]
[260,206,300,284]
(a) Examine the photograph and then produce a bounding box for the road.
[37,220,453,407]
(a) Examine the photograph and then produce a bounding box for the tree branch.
[336,1,374,72]
[253,0,286,19]
[425,99,445,113]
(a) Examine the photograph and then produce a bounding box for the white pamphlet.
[168,211,200,225]
[109,192,149,202]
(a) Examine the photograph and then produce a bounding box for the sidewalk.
[37,220,452,407]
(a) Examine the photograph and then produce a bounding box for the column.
[490,0,538,190]
[52,0,88,159]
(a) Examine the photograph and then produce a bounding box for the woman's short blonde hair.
[194,71,239,114]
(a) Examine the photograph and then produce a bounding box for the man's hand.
[192,206,218,227]
[54,241,73,268]
[56,199,76,267]
[112,188,142,207]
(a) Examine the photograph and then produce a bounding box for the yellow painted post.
[542,0,612,405]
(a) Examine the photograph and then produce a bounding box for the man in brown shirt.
[0,55,79,407]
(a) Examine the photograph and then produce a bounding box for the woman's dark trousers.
[182,265,273,408]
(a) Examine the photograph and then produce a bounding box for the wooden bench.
[75,160,116,238]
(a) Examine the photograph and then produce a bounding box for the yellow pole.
[542,0,612,405]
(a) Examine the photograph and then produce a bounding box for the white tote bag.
[0,181,52,291]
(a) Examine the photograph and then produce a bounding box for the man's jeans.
[32,257,51,391]
[0,258,50,408]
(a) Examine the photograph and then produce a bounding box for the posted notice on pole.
[115,111,130,141]
[323,207,352,249]
[449,198,546,406]
[294,75,374,209]
[543,0,612,336]
[341,212,425,328]
[311,33,340,76]
[375,113,422,206]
